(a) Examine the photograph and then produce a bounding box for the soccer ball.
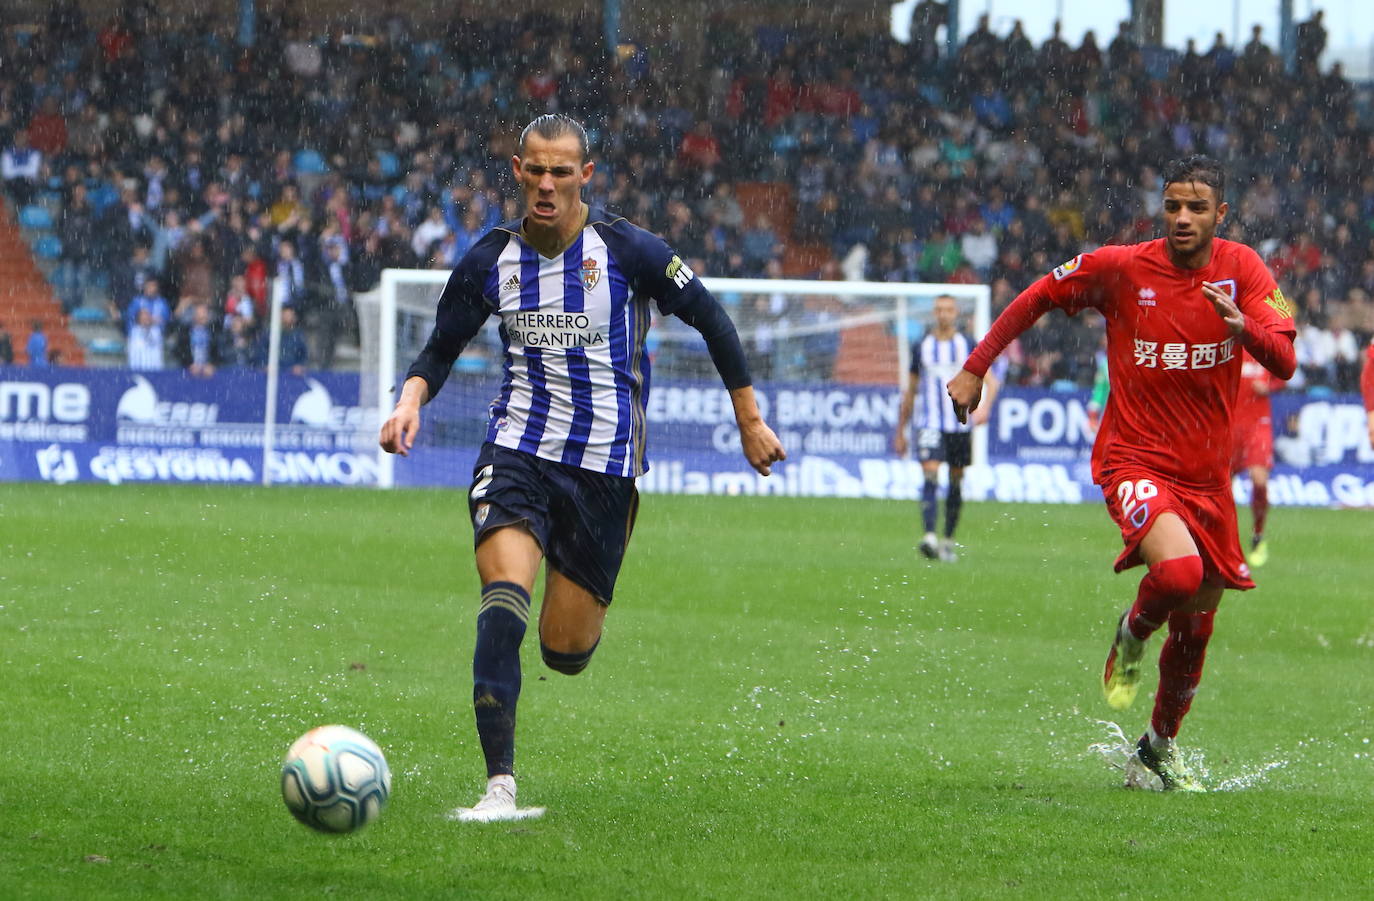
[281,725,391,834]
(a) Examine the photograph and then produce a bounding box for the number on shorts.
[1116,478,1158,517]
[471,465,494,501]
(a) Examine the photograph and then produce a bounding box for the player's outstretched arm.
[379,376,430,457]
[729,386,786,476]
[948,288,1054,424]
[894,373,918,456]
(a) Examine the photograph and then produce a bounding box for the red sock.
[1252,482,1269,540]
[1127,555,1204,640]
[1150,610,1216,739]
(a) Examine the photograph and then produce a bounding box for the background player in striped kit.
[893,295,999,562]
[380,115,786,821]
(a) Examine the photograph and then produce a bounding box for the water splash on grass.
[1086,719,1291,792]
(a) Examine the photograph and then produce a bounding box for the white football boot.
[449,774,546,822]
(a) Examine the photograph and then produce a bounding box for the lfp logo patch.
[1052,255,1083,280]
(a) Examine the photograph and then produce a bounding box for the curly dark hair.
[1162,155,1226,203]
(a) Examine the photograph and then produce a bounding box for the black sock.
[921,479,938,534]
[472,581,530,778]
[944,481,963,538]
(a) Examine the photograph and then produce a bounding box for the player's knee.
[1152,554,1205,600]
[541,638,599,676]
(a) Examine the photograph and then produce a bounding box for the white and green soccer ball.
[281,725,391,834]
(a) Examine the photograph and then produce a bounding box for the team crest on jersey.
[1052,255,1083,280]
[1211,279,1237,301]
[581,256,601,290]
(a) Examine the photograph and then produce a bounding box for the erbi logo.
[116,376,219,425]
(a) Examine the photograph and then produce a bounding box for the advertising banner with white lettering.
[0,367,377,486]
[4,368,1371,505]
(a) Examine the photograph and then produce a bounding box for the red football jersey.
[1037,238,1295,489]
[1233,349,1283,429]
[1362,341,1374,413]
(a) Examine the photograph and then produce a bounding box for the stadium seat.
[71,307,108,323]
[18,205,53,230]
[34,235,62,259]
[377,151,400,179]
[294,149,329,174]
[89,183,119,214]
[86,337,126,356]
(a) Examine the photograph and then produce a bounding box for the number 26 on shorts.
[1116,478,1158,529]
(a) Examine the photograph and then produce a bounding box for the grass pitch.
[2,483,1371,899]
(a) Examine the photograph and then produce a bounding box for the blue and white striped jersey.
[428,207,704,477]
[911,332,975,434]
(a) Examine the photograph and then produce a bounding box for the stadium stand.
[0,3,1369,390]
[0,202,84,365]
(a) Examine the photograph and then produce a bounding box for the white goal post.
[356,270,991,491]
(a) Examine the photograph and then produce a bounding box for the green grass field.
[2,483,1371,899]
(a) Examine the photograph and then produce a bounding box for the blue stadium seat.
[34,235,62,259]
[294,149,329,174]
[87,337,126,356]
[377,151,400,179]
[71,307,108,323]
[88,183,119,214]
[18,205,53,230]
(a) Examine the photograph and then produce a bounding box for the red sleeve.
[962,246,1122,377]
[1235,246,1297,380]
[1038,246,1124,315]
[963,286,1055,378]
[1362,343,1374,412]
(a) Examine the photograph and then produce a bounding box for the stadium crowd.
[0,1,1370,392]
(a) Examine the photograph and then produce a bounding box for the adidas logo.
[501,273,521,292]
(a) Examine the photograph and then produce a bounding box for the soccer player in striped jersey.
[380,114,786,821]
[894,295,998,562]
[948,156,1295,790]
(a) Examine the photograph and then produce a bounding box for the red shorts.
[1100,470,1254,591]
[1230,417,1274,474]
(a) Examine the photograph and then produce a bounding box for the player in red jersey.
[948,156,1296,790]
[1231,350,1286,566]
[1362,340,1374,449]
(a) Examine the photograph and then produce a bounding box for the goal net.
[355,270,989,497]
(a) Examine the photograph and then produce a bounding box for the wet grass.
[2,483,1371,899]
